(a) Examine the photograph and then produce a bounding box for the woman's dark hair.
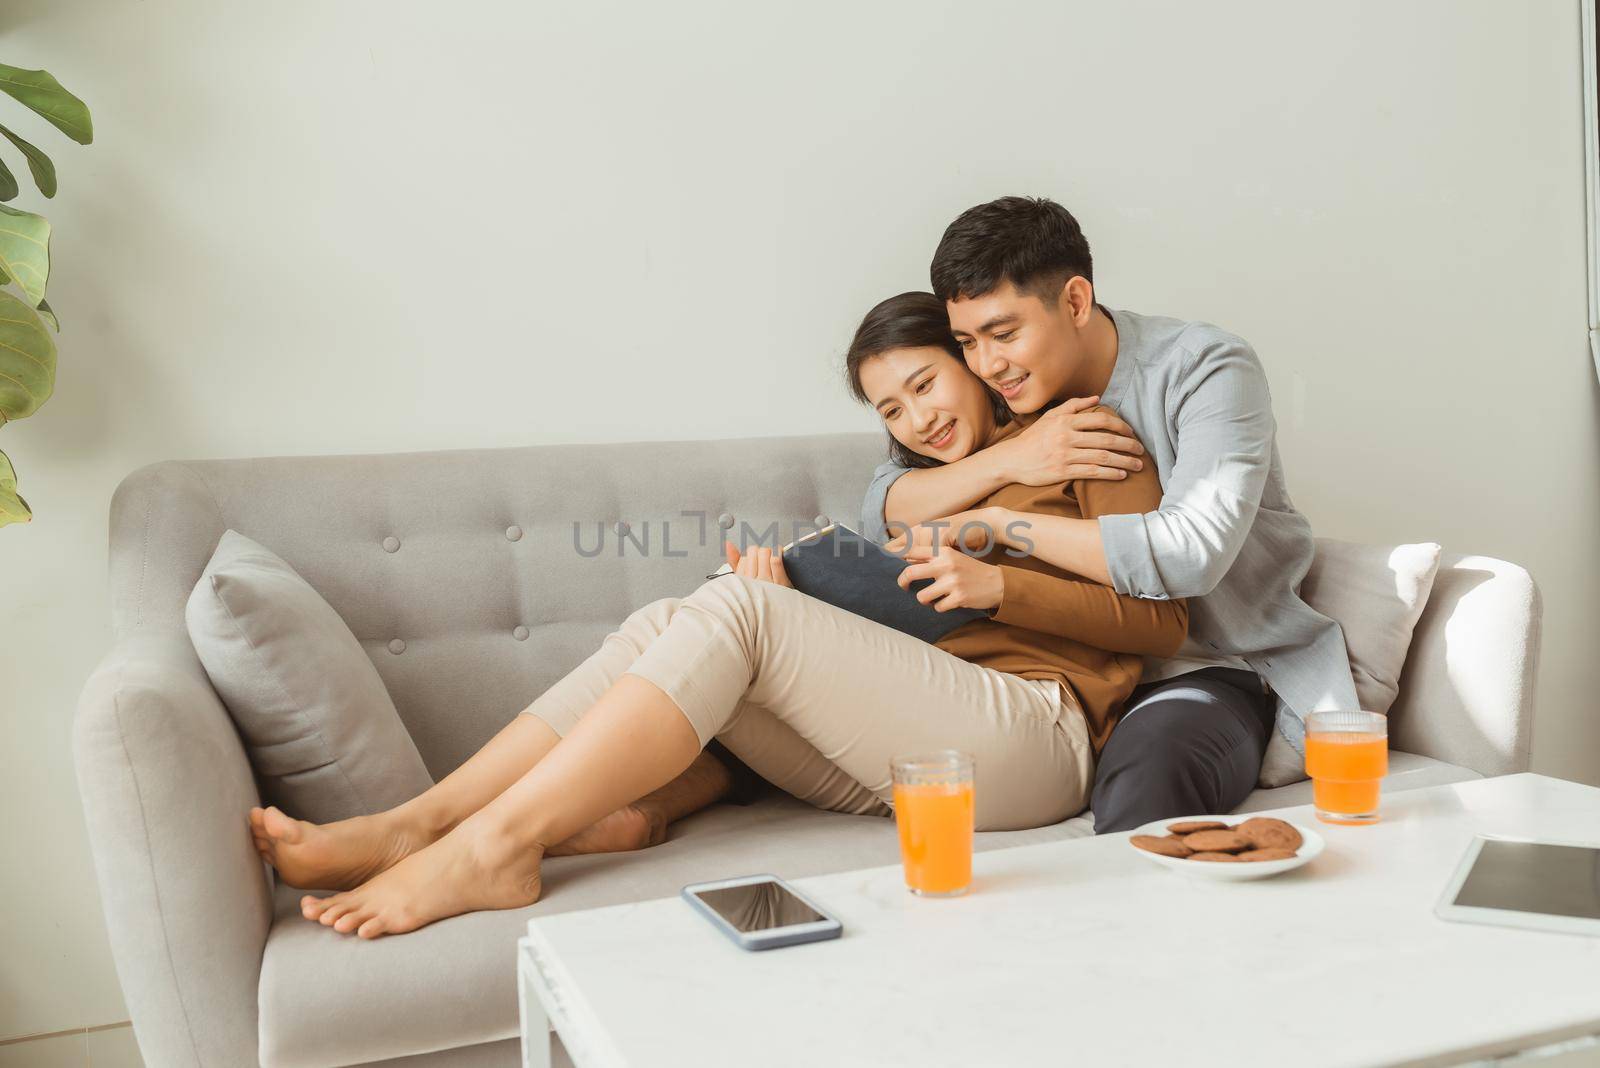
[844,291,1011,470]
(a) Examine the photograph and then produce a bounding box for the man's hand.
[724,541,793,588]
[896,547,1005,612]
[882,507,1010,557]
[995,395,1145,486]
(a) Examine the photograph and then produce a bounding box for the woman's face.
[857,346,997,463]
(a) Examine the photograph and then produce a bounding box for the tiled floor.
[0,1025,142,1067]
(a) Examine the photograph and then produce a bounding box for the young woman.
[249,292,1187,939]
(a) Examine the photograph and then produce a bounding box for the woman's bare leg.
[249,712,562,890]
[303,675,701,937]
[252,711,734,888]
[253,598,741,890]
[548,747,733,856]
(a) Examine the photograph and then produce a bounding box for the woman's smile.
[923,419,957,450]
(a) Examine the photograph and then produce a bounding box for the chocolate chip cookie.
[1236,817,1303,852]
[1181,829,1251,854]
[1131,835,1194,858]
[1237,848,1299,862]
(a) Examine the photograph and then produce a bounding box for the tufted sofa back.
[108,432,887,776]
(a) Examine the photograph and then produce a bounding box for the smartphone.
[681,873,843,951]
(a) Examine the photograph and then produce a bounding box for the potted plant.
[0,63,91,527]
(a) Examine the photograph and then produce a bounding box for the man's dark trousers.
[1090,666,1275,834]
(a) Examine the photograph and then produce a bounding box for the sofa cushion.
[1259,540,1443,787]
[257,792,1094,1066]
[1300,539,1443,715]
[185,529,434,822]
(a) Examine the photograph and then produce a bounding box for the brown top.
[933,409,1189,753]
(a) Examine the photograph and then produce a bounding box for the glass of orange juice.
[1304,711,1389,824]
[890,750,975,896]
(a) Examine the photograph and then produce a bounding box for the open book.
[708,523,988,643]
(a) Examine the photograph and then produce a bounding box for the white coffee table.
[517,773,1600,1067]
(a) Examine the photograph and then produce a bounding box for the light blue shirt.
[858,306,1359,755]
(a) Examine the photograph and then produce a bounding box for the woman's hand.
[883,506,1011,557]
[995,395,1145,486]
[896,547,1005,612]
[723,541,793,588]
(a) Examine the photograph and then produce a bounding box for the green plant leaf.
[0,288,55,421]
[0,447,30,526]
[0,154,15,201]
[0,203,49,306]
[0,65,92,145]
[0,123,55,197]
[34,296,56,331]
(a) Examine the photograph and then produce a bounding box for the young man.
[862,195,1358,833]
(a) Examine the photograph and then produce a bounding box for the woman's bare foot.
[300,818,543,939]
[547,802,666,856]
[249,805,435,891]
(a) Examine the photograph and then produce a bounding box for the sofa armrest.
[1388,554,1541,777]
[74,629,272,1068]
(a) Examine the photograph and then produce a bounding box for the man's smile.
[994,373,1030,399]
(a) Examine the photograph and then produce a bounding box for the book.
[707,523,989,643]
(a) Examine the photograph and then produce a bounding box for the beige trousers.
[524,574,1094,832]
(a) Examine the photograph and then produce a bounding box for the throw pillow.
[1257,539,1443,788]
[184,529,434,821]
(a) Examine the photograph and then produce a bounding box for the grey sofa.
[74,432,1541,1068]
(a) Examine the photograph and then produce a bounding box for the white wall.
[2,0,1592,1043]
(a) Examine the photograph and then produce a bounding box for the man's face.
[946,279,1085,414]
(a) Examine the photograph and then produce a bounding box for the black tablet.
[1435,835,1600,936]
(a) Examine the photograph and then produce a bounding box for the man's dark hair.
[930,195,1094,305]
[843,291,1011,470]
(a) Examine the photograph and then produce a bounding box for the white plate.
[1127,814,1325,881]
